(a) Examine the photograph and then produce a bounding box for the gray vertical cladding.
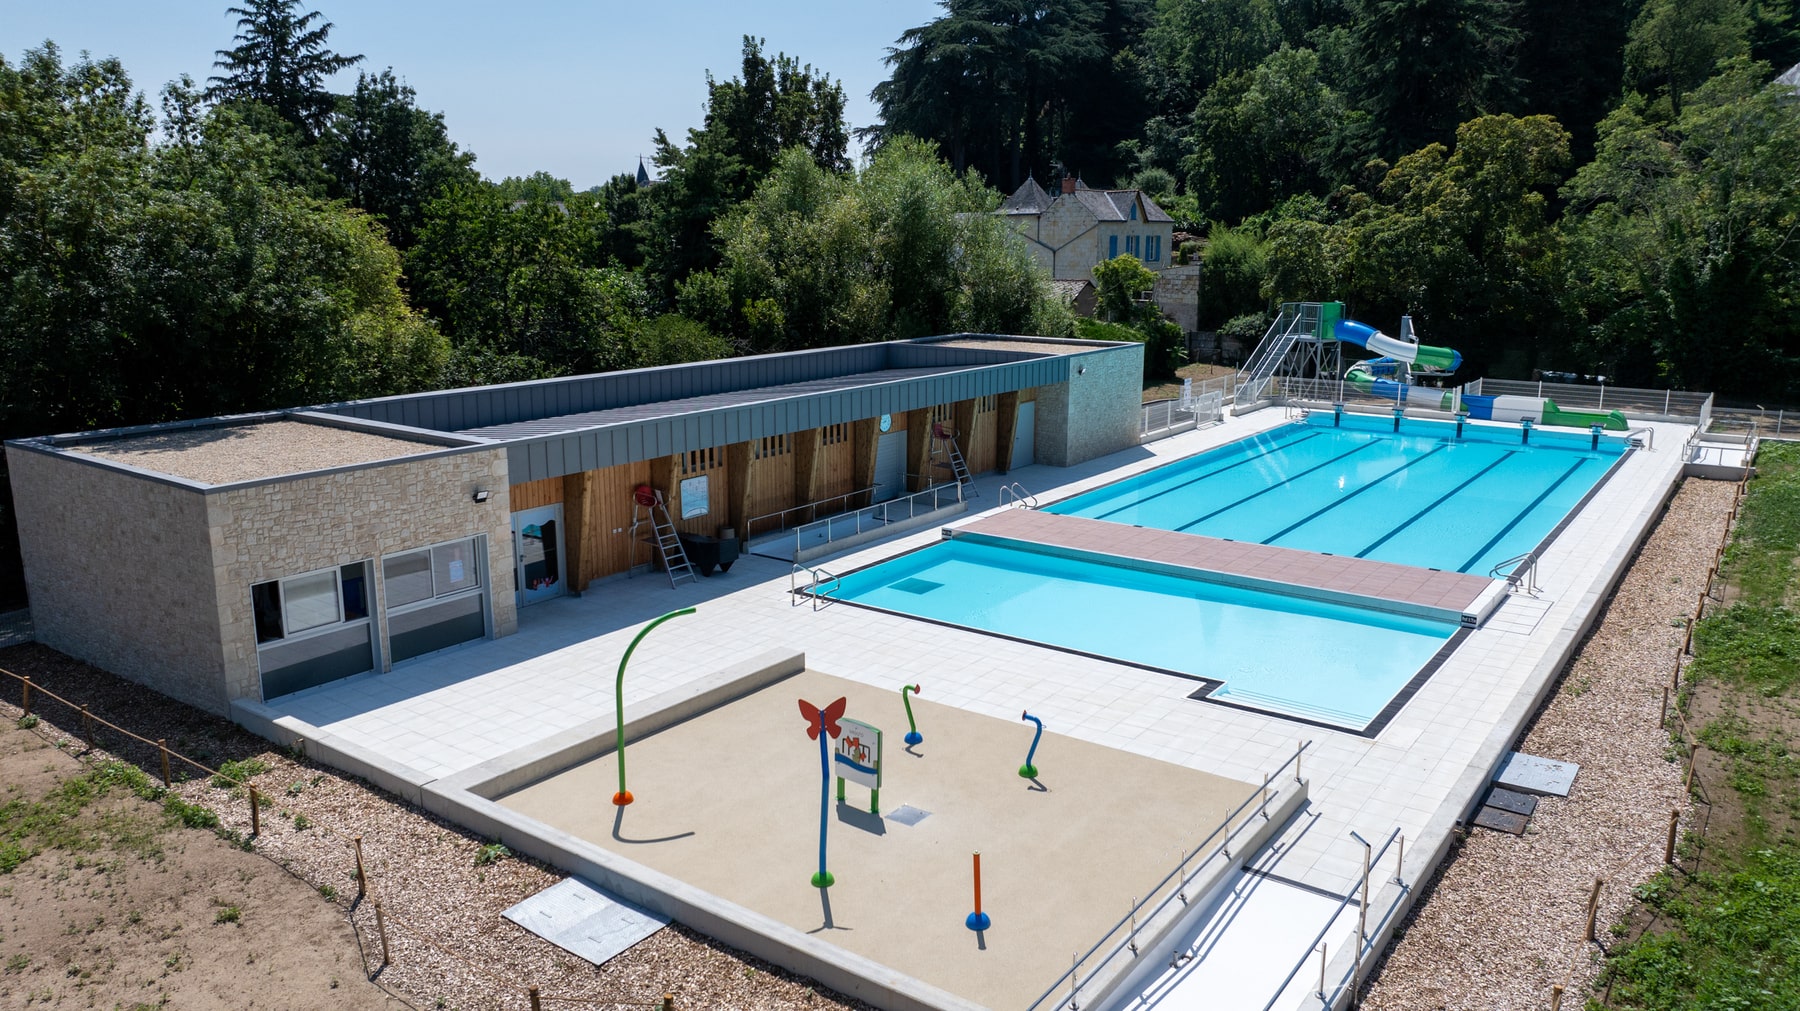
[313,339,1146,482]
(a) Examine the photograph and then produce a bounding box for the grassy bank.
[1601,441,1800,1010]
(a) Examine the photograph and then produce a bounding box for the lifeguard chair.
[628,485,696,588]
[928,422,976,496]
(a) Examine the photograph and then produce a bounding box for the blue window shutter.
[1109,235,1118,258]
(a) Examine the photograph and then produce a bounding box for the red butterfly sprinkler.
[799,695,848,888]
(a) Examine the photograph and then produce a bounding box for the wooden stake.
[663,995,675,1011]
[528,985,541,1011]
[19,676,29,716]
[1683,617,1695,655]
[1551,983,1565,1011]
[374,900,390,966]
[248,785,260,837]
[1685,745,1701,797]
[1584,877,1605,941]
[354,835,367,899]
[1660,687,1669,728]
[80,705,94,750]
[1665,809,1680,864]
[158,739,171,788]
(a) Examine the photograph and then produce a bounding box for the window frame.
[381,536,487,619]
[251,561,373,649]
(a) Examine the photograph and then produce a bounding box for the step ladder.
[630,493,697,588]
[929,423,977,497]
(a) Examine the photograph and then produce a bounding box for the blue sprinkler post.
[1521,418,1534,445]
[1591,424,1603,452]
[813,709,834,888]
[902,684,923,746]
[1019,711,1044,778]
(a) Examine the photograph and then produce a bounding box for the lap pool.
[832,538,1462,731]
[1046,414,1628,575]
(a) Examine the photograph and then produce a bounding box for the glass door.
[512,504,566,607]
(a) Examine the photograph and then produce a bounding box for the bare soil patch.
[0,644,872,1010]
[1142,362,1235,402]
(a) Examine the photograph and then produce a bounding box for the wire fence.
[0,667,673,1010]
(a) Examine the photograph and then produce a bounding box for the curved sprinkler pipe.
[612,607,696,806]
[902,684,923,745]
[1019,711,1045,778]
[812,709,835,888]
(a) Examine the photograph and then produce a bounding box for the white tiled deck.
[257,407,1689,1007]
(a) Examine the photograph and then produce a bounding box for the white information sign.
[834,718,881,790]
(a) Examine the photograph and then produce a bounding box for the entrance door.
[512,504,566,607]
[873,429,907,502]
[1011,401,1036,468]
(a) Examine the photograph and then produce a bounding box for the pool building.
[2,315,1722,1010]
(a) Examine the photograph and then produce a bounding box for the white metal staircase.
[1235,304,1322,403]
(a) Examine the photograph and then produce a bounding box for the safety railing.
[1262,827,1405,1010]
[1476,379,1712,420]
[746,486,879,538]
[1024,741,1312,1011]
[998,482,1037,509]
[789,563,841,610]
[758,482,966,563]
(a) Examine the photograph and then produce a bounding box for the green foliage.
[1200,223,1271,328]
[473,842,511,866]
[211,759,271,791]
[319,69,477,250]
[206,0,363,137]
[163,796,219,830]
[1090,256,1184,381]
[1344,0,1524,160]
[1625,0,1752,117]
[694,139,1062,352]
[1219,312,1272,343]
[1723,443,1800,606]
[16,715,39,730]
[214,904,242,924]
[1563,60,1800,398]
[1093,255,1160,323]
[1186,46,1350,221]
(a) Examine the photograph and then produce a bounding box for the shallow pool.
[834,538,1461,730]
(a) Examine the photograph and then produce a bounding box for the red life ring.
[632,484,659,507]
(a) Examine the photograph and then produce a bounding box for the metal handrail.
[1489,551,1539,595]
[998,482,1037,509]
[1261,827,1403,1010]
[789,563,840,610]
[1626,426,1656,451]
[748,486,879,537]
[1023,741,1313,1011]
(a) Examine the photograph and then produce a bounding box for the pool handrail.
[1488,551,1540,595]
[1023,740,1313,1011]
[998,481,1037,509]
[1259,825,1404,1010]
[789,563,840,610]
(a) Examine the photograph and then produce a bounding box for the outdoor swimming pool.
[1046,414,1627,575]
[834,538,1461,730]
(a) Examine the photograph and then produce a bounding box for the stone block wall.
[8,447,226,714]
[1033,344,1145,467]
[210,447,516,703]
[1154,263,1202,334]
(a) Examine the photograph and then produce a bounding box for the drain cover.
[887,804,931,826]
[893,578,944,595]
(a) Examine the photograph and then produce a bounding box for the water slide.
[1335,318,1462,401]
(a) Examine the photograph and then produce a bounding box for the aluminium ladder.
[630,495,697,588]
[929,423,977,497]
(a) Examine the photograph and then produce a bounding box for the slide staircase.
[1235,304,1324,403]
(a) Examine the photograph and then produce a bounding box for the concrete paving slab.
[1483,785,1539,817]
[502,877,668,966]
[1471,806,1530,835]
[1494,752,1579,797]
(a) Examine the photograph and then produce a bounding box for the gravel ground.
[0,644,873,1011]
[1360,479,1734,1010]
[68,419,437,484]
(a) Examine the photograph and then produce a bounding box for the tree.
[1092,254,1184,380]
[1185,45,1349,220]
[869,0,1119,189]
[1344,0,1523,161]
[1145,0,1283,107]
[207,0,363,137]
[643,37,850,293]
[1624,0,1752,117]
[1513,0,1639,162]
[680,139,1067,353]
[1564,59,1800,396]
[1199,222,1271,327]
[319,69,476,250]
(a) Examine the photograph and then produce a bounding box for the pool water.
[1046,415,1625,575]
[834,539,1459,730]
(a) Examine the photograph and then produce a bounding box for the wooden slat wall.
[748,435,796,534]
[966,395,1000,474]
[509,477,563,511]
[575,460,651,581]
[814,423,857,514]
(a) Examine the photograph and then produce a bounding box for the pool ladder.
[790,563,841,610]
[1489,551,1540,596]
[998,481,1037,509]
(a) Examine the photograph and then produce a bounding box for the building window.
[1146,235,1162,262]
[1129,203,1138,221]
[1125,234,1141,258]
[251,562,371,645]
[1108,235,1118,259]
[382,538,483,613]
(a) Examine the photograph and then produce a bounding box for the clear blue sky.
[3,0,943,188]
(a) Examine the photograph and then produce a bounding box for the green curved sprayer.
[612,607,696,806]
